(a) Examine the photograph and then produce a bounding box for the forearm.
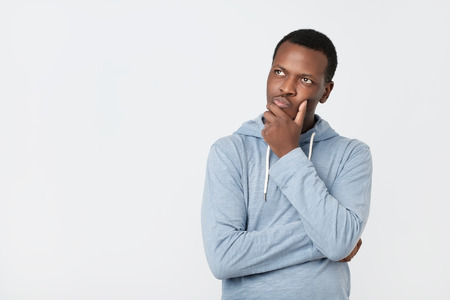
[201,211,325,279]
[270,146,372,261]
[201,143,325,279]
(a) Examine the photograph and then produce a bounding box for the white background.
[1,0,449,299]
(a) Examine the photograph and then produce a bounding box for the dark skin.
[262,41,361,262]
[263,41,333,157]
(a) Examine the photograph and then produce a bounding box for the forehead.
[273,42,328,77]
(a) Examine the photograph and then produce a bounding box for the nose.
[280,77,296,95]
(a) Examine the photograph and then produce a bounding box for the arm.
[201,141,325,280]
[262,102,371,261]
[269,145,372,261]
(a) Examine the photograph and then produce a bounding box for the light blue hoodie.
[201,114,372,299]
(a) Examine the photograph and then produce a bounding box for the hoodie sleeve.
[201,141,325,280]
[269,140,372,261]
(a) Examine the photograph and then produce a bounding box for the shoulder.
[211,133,246,153]
[341,137,371,159]
[207,134,248,163]
[329,137,373,175]
[314,134,372,169]
[319,127,370,153]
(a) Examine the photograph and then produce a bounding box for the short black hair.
[273,29,338,83]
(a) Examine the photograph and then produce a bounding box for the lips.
[272,96,291,109]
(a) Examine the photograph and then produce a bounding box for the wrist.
[273,145,298,158]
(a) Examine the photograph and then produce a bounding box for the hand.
[261,101,307,158]
[340,238,362,262]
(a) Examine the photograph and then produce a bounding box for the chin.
[285,109,297,120]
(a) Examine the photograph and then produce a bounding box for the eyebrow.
[274,64,316,79]
[301,73,315,79]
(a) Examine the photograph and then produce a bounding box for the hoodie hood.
[234,113,338,146]
[234,113,339,201]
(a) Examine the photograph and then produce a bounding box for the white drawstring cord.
[308,132,316,160]
[263,144,270,201]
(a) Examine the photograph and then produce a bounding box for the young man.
[201,29,372,299]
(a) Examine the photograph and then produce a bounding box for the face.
[266,41,334,122]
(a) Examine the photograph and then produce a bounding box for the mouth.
[272,96,291,109]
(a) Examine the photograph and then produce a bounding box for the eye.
[274,69,285,76]
[300,77,313,84]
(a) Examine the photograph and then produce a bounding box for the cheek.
[305,99,320,112]
[266,75,283,92]
[266,79,277,94]
[304,88,324,104]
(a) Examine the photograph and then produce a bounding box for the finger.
[293,101,307,127]
[266,103,289,118]
[263,110,275,123]
[340,257,350,262]
[341,241,361,262]
[356,239,362,252]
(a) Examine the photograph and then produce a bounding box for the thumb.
[293,101,307,127]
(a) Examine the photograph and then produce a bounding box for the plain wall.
[1,0,449,299]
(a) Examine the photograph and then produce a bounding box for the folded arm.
[269,143,372,261]
[201,142,325,279]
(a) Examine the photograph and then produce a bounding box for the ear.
[319,81,334,104]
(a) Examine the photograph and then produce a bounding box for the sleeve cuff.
[269,147,311,186]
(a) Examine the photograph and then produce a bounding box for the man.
[201,29,372,299]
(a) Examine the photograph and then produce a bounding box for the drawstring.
[264,132,316,201]
[263,145,270,201]
[308,132,316,160]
